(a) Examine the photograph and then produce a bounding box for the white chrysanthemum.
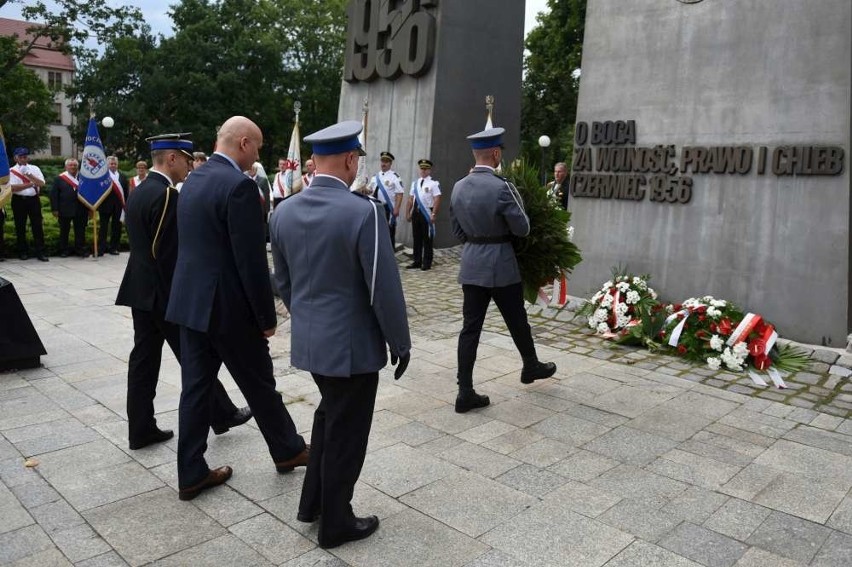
[596,322,611,334]
[617,282,630,293]
[567,226,575,241]
[711,299,727,308]
[707,307,721,318]
[588,317,598,329]
[649,289,658,299]
[709,335,724,352]
[616,314,631,328]
[602,281,613,289]
[706,357,721,370]
[703,295,715,302]
[625,290,640,305]
[591,291,603,303]
[594,308,608,321]
[601,294,614,308]
[615,302,629,315]
[732,342,749,358]
[666,304,675,314]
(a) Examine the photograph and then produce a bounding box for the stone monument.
[338,0,525,247]
[569,0,850,344]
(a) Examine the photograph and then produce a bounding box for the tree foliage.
[0,37,55,151]
[521,0,586,171]
[0,0,144,75]
[71,0,348,162]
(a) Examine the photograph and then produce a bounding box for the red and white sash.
[275,173,287,199]
[58,171,79,190]
[110,174,126,208]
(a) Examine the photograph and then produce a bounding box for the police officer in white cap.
[270,120,410,549]
[450,127,557,413]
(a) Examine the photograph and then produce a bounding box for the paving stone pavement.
[0,251,851,566]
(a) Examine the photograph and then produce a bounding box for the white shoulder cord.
[504,180,529,224]
[151,186,172,259]
[370,201,379,306]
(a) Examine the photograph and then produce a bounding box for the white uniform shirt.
[10,164,45,197]
[371,169,404,205]
[409,175,441,208]
[273,171,289,199]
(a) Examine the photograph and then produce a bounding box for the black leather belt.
[467,235,512,244]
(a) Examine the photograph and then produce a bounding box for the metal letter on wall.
[344,0,439,83]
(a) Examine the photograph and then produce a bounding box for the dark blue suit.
[166,153,305,489]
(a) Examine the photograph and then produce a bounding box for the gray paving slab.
[400,470,535,537]
[29,498,83,534]
[658,522,748,567]
[382,420,446,446]
[752,439,852,485]
[648,449,743,490]
[463,549,533,567]
[438,440,523,479]
[745,510,832,563]
[8,477,60,509]
[6,547,73,567]
[661,486,730,525]
[751,471,849,524]
[530,413,612,447]
[703,498,772,542]
[507,437,574,468]
[152,534,274,566]
[50,523,113,562]
[782,425,852,457]
[228,513,315,564]
[810,530,852,567]
[547,448,620,482]
[590,464,689,502]
[479,497,633,567]
[0,524,55,564]
[732,547,804,567]
[75,551,130,567]
[626,407,715,442]
[0,483,34,534]
[361,443,463,497]
[495,463,568,497]
[542,480,622,518]
[477,399,555,428]
[597,498,683,542]
[585,384,678,419]
[582,426,679,466]
[330,508,488,567]
[605,540,703,567]
[480,428,544,455]
[83,487,226,566]
[826,496,852,535]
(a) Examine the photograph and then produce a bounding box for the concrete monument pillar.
[338,0,525,248]
[569,0,850,343]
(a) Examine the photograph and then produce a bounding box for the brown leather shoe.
[178,466,233,501]
[275,446,310,473]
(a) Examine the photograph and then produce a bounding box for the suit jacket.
[270,175,410,377]
[101,172,129,213]
[451,166,530,288]
[50,175,87,218]
[166,153,276,334]
[116,171,179,314]
[547,179,569,210]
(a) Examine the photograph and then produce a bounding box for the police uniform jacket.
[270,174,411,377]
[116,171,179,315]
[166,154,276,334]
[451,166,530,287]
[50,174,86,218]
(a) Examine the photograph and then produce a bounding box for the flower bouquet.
[577,270,660,339]
[662,296,809,387]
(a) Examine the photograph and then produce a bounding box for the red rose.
[709,322,718,333]
[673,303,682,311]
[753,354,771,370]
[719,318,733,336]
[695,306,707,314]
[677,345,688,355]
[698,314,706,322]
[748,339,766,357]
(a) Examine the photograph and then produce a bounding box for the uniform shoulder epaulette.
[492,172,507,181]
[394,172,400,178]
[352,191,382,205]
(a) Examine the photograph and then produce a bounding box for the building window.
[54,103,63,124]
[50,136,62,156]
[48,71,63,91]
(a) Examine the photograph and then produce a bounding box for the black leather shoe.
[178,466,233,501]
[406,263,421,269]
[37,255,49,262]
[420,265,431,271]
[129,427,174,450]
[19,254,28,260]
[297,509,320,523]
[212,406,252,435]
[275,446,310,473]
[319,515,379,549]
[521,361,557,384]
[96,250,105,257]
[59,251,69,258]
[455,390,490,413]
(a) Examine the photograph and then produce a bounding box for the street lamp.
[101,116,114,155]
[538,135,551,186]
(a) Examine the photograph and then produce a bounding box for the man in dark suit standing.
[98,156,128,256]
[271,121,411,549]
[50,158,89,258]
[166,117,307,501]
[116,134,251,451]
[450,127,557,413]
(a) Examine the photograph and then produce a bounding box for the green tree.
[0,37,55,150]
[71,0,347,162]
[521,0,586,172]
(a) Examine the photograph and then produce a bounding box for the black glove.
[393,352,410,380]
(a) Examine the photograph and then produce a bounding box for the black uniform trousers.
[0,208,6,258]
[411,209,433,268]
[457,282,537,391]
[98,203,123,253]
[57,213,88,256]
[177,324,305,488]
[10,195,45,256]
[382,206,397,246]
[127,308,238,445]
[299,372,379,540]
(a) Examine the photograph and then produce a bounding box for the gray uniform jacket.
[270,174,411,377]
[451,166,530,287]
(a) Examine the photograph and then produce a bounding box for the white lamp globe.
[538,135,551,148]
[102,116,115,128]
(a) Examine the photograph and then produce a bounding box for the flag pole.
[88,100,99,260]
